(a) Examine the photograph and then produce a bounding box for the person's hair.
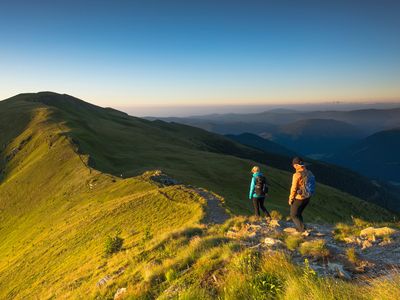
[251,166,260,173]
[292,157,305,166]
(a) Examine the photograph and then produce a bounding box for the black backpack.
[255,175,268,196]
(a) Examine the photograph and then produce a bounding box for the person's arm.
[249,177,255,199]
[289,173,300,204]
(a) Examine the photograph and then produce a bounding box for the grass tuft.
[270,210,283,221]
[346,247,359,264]
[299,240,330,258]
[104,230,124,256]
[284,234,303,251]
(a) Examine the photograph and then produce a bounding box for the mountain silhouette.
[331,128,400,183]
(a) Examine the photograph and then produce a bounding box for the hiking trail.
[148,170,229,225]
[194,187,230,225]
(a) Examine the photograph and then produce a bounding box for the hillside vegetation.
[0,92,397,299]
[3,92,395,219]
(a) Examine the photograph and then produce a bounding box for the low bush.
[270,210,283,221]
[104,230,124,256]
[299,240,329,258]
[333,223,361,242]
[142,226,153,243]
[233,249,262,274]
[165,268,178,282]
[352,217,371,228]
[249,272,284,299]
[285,234,303,251]
[346,247,358,264]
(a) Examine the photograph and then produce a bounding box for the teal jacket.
[249,172,265,199]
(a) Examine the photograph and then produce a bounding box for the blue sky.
[0,0,399,112]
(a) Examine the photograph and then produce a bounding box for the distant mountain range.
[226,133,297,157]
[330,128,400,184]
[170,108,400,134]
[264,118,363,158]
[148,107,400,183]
[147,107,400,136]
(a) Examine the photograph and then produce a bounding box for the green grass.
[0,92,398,298]
[285,234,304,251]
[3,92,393,222]
[346,247,359,265]
[115,224,400,300]
[299,240,330,258]
[0,108,206,298]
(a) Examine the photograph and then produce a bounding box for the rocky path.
[148,170,229,225]
[194,187,230,225]
[225,219,400,281]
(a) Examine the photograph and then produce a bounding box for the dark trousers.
[252,197,271,218]
[290,198,310,232]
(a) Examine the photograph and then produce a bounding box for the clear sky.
[1,0,400,111]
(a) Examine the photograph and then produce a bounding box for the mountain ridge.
[0,92,398,298]
[331,127,400,183]
[2,92,399,212]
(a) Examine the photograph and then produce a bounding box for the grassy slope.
[0,93,396,298]
[59,94,397,221]
[0,106,204,299]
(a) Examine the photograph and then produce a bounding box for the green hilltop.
[0,92,397,299]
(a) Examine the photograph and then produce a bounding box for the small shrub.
[346,247,358,264]
[165,268,178,282]
[303,258,317,280]
[104,230,124,256]
[249,273,284,299]
[299,239,329,258]
[142,226,153,244]
[285,234,303,251]
[270,210,282,221]
[261,252,297,279]
[352,217,370,228]
[333,223,361,242]
[233,249,261,274]
[220,216,246,233]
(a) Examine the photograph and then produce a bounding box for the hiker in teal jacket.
[249,166,271,219]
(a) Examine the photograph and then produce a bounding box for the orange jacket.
[289,170,308,200]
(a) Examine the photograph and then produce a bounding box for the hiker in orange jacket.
[289,157,315,233]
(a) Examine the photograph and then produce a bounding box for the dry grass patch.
[284,234,303,251]
[299,240,330,258]
[346,247,359,264]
